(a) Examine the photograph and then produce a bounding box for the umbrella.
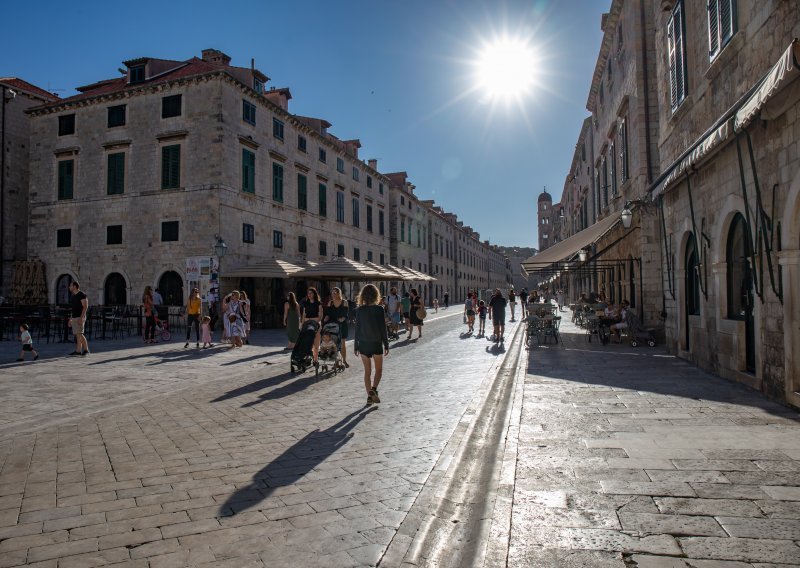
[385,264,418,281]
[405,267,437,282]
[222,258,305,279]
[292,256,384,281]
[362,261,407,281]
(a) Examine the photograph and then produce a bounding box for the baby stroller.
[623,310,657,347]
[386,314,400,341]
[143,315,171,342]
[291,320,319,375]
[318,323,345,374]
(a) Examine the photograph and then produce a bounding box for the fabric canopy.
[362,262,408,281]
[520,212,621,274]
[291,256,384,281]
[222,258,305,279]
[735,39,800,129]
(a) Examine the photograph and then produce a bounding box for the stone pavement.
[0,309,521,567]
[506,312,800,567]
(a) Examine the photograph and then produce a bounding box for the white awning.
[735,39,800,130]
[521,212,621,274]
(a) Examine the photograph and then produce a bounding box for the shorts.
[357,340,384,358]
[71,318,85,336]
[22,344,33,352]
[492,313,506,325]
[402,312,410,320]
[391,313,402,324]
[479,314,487,320]
[466,310,475,317]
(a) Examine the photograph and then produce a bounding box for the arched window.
[104,273,127,305]
[685,235,700,315]
[726,214,750,320]
[157,271,184,306]
[55,274,73,306]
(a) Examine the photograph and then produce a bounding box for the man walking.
[68,280,90,356]
[386,287,402,338]
[488,288,508,343]
[443,291,449,309]
[519,288,529,318]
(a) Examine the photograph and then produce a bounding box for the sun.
[474,36,538,100]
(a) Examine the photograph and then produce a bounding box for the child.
[319,329,337,359]
[17,324,38,362]
[433,298,439,313]
[464,293,475,334]
[477,300,488,336]
[354,284,390,406]
[201,315,213,348]
[228,313,243,348]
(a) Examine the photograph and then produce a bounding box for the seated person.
[319,329,338,359]
[609,300,630,341]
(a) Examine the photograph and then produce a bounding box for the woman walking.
[283,292,301,350]
[301,287,323,363]
[222,291,242,346]
[324,287,350,368]
[240,291,251,344]
[354,284,389,406]
[143,286,156,344]
[184,287,202,348]
[409,288,424,340]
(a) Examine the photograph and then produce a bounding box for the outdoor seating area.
[524,303,561,346]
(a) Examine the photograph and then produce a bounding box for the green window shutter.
[161,145,180,189]
[707,0,719,56]
[272,163,284,202]
[242,149,255,193]
[297,174,307,210]
[58,160,74,200]
[318,183,327,217]
[107,153,124,195]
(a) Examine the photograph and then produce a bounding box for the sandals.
[369,388,381,404]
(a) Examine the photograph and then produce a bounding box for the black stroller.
[624,310,657,347]
[291,320,320,375]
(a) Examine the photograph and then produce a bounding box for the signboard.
[186,257,219,304]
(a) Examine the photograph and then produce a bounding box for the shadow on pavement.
[241,370,327,406]
[210,369,298,402]
[528,327,800,418]
[217,407,377,516]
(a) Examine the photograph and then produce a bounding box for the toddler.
[477,301,488,336]
[319,330,337,359]
[17,324,38,362]
[201,315,213,348]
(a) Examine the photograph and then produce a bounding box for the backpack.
[465,298,473,310]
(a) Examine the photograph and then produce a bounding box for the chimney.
[201,49,231,66]
[368,159,378,170]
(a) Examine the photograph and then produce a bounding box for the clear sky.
[3,0,607,248]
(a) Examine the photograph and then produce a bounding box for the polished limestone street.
[1,309,799,567]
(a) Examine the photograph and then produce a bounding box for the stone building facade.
[24,48,510,318]
[652,0,800,406]
[0,78,58,299]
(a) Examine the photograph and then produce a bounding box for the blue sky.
[4,0,606,247]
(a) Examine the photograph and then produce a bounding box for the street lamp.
[213,235,228,259]
[621,204,633,229]
[579,248,588,262]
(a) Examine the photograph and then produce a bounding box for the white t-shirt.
[20,330,32,345]
[387,294,400,314]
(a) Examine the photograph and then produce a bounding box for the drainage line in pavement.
[387,323,524,568]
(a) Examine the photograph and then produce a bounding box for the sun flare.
[474,36,538,100]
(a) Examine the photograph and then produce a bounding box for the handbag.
[416,307,427,320]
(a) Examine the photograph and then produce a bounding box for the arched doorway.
[157,271,184,306]
[727,214,755,373]
[55,274,73,306]
[104,273,127,305]
[684,234,700,351]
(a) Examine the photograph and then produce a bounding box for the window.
[319,147,327,163]
[58,114,75,136]
[366,205,373,232]
[352,167,359,181]
[161,94,182,119]
[57,160,74,200]
[107,152,125,195]
[686,235,700,315]
[298,236,307,253]
[272,163,284,202]
[353,247,360,261]
[107,105,126,127]
[319,240,327,256]
[337,243,345,257]
[318,183,327,217]
[336,191,345,222]
[380,253,385,265]
[161,145,181,189]
[107,225,123,245]
[243,100,256,125]
[161,221,179,242]
[602,157,609,207]
[367,251,373,262]
[667,1,688,111]
[57,228,71,248]
[297,174,307,210]
[610,142,617,197]
[298,135,307,152]
[619,118,629,182]
[242,149,255,193]
[401,220,405,242]
[367,176,372,188]
[254,78,264,93]
[273,230,283,249]
[273,118,284,140]
[379,182,384,195]
[129,65,145,84]
[727,213,750,319]
[243,223,255,244]
[337,157,344,173]
[401,196,405,205]
[378,209,385,235]
[352,197,360,227]
[708,0,736,59]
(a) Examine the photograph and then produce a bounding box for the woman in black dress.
[323,287,350,368]
[354,284,389,406]
[301,287,322,362]
[408,288,424,340]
